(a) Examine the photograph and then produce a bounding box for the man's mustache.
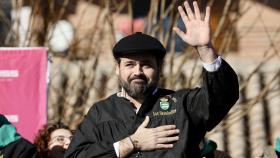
[129,75,148,83]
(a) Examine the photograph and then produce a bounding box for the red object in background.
[0,47,47,142]
[117,17,146,36]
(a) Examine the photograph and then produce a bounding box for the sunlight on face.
[116,53,160,100]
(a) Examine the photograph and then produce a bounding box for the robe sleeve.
[65,106,118,158]
[183,59,239,131]
[2,138,38,158]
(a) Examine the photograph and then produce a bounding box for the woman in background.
[34,122,73,158]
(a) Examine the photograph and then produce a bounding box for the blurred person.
[114,0,148,41]
[0,114,37,158]
[200,139,231,158]
[65,1,239,158]
[34,122,73,158]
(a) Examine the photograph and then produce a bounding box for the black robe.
[0,138,38,158]
[65,59,239,158]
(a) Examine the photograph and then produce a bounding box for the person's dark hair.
[33,122,70,158]
[114,53,164,70]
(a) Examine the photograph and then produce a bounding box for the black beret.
[113,32,166,59]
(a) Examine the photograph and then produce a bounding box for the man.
[65,1,239,158]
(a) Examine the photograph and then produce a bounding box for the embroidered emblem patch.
[160,97,170,110]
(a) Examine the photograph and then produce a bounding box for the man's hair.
[114,55,163,69]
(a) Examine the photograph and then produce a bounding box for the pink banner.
[0,47,47,142]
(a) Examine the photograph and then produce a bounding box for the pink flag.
[0,47,47,142]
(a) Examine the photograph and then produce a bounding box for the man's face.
[116,53,160,100]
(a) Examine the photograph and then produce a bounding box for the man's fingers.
[184,1,195,20]
[157,136,179,144]
[139,116,150,128]
[178,6,189,25]
[155,124,177,132]
[157,129,180,138]
[156,143,174,149]
[193,1,201,20]
[204,6,210,23]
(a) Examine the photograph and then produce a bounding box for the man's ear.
[158,60,163,75]
[115,63,120,76]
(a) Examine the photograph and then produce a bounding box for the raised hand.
[173,1,211,47]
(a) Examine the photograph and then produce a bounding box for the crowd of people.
[0,1,278,158]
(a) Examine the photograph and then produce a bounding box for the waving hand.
[173,1,211,47]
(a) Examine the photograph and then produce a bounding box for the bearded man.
[65,1,239,158]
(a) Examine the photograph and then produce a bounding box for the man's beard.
[119,74,158,101]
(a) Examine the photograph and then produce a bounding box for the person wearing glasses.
[34,122,73,158]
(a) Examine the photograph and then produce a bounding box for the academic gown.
[65,59,239,158]
[0,138,38,158]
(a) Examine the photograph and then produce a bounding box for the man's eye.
[125,64,134,67]
[143,63,152,68]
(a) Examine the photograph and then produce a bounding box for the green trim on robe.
[275,137,280,152]
[0,115,21,148]
[200,140,217,157]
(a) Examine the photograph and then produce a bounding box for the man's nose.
[134,65,144,75]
